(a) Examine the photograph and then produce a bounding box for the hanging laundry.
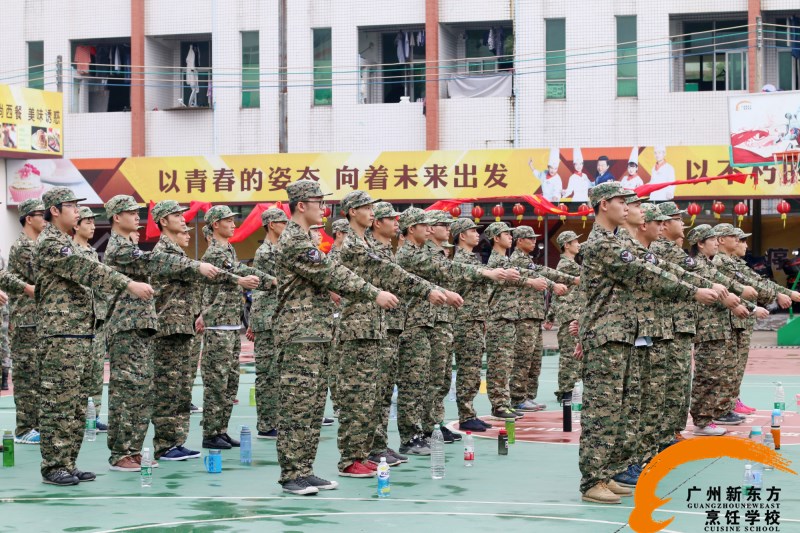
[487,28,495,52]
[74,45,94,75]
[495,27,505,57]
[395,32,406,63]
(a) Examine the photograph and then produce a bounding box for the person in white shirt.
[563,147,592,202]
[648,146,676,201]
[619,147,644,190]
[530,148,563,203]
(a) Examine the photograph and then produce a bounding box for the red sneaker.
[738,399,757,414]
[338,461,376,477]
[361,460,378,471]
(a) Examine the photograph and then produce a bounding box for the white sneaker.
[14,429,41,445]
[693,423,726,436]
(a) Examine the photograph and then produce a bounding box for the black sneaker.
[190,403,203,414]
[459,418,488,432]
[42,469,79,486]
[282,477,319,495]
[439,426,456,444]
[477,418,493,429]
[70,469,96,482]
[95,418,109,433]
[258,428,278,439]
[177,445,201,459]
[491,408,521,420]
[713,413,744,426]
[321,417,334,426]
[398,437,431,456]
[386,447,408,463]
[304,474,339,490]
[202,435,232,449]
[368,452,401,467]
[220,433,240,447]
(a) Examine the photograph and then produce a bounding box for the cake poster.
[0,84,63,159]
[5,159,102,206]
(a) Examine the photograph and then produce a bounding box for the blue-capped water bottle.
[377,457,391,498]
[240,426,252,465]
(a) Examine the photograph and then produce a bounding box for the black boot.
[1,368,9,390]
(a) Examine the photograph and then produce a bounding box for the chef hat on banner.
[628,146,639,166]
[573,147,583,164]
[548,147,560,168]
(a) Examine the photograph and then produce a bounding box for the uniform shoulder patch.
[620,249,634,263]
[644,252,658,265]
[131,248,143,258]
[683,256,696,268]
[305,249,323,263]
[60,245,73,256]
[735,271,745,279]
[223,259,233,269]
[367,252,382,262]
[528,262,541,271]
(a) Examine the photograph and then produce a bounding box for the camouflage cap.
[714,223,738,237]
[105,194,140,218]
[450,218,480,237]
[309,224,324,230]
[152,200,188,223]
[399,207,437,231]
[286,179,332,203]
[658,202,686,216]
[204,205,238,224]
[341,190,380,214]
[261,207,289,226]
[625,193,649,204]
[686,224,718,244]
[588,182,636,206]
[556,230,582,248]
[77,206,96,221]
[43,186,86,210]
[373,201,400,220]
[641,203,671,222]
[734,227,752,239]
[512,225,540,239]
[484,221,513,240]
[18,198,45,217]
[430,211,456,225]
[331,218,351,234]
[202,224,212,238]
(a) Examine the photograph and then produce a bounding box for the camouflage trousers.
[578,342,636,493]
[328,320,341,412]
[107,329,154,465]
[89,325,107,411]
[663,333,693,439]
[396,325,433,443]
[484,319,516,412]
[690,338,731,428]
[276,341,329,484]
[0,305,9,369]
[453,320,485,422]
[555,321,582,400]
[619,346,644,469]
[371,331,401,455]
[11,326,39,437]
[425,322,453,431]
[254,328,279,433]
[728,327,753,413]
[152,333,193,458]
[714,333,743,417]
[200,329,241,438]
[511,318,543,405]
[39,336,93,476]
[636,340,671,464]
[188,333,201,400]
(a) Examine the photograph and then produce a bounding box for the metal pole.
[278,0,288,153]
[56,55,62,92]
[543,215,549,265]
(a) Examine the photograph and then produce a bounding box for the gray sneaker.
[282,477,319,495]
[304,474,339,490]
[399,436,431,456]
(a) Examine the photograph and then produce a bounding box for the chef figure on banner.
[562,147,592,203]
[648,146,676,201]
[529,148,563,203]
[618,147,644,190]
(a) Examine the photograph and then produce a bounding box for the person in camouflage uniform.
[273,179,400,495]
[7,199,43,443]
[509,225,573,412]
[575,182,720,505]
[199,205,272,450]
[247,207,289,439]
[36,187,154,486]
[71,207,111,435]
[545,230,584,402]
[334,191,445,477]
[103,194,221,471]
[326,217,350,413]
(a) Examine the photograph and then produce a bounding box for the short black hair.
[44,203,61,222]
[156,220,164,231]
[19,215,26,227]
[401,228,409,237]
[453,234,461,245]
[288,201,299,214]
[598,155,610,164]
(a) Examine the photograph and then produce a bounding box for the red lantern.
[323,205,332,224]
[733,201,748,227]
[712,201,725,220]
[534,206,547,227]
[578,203,593,228]
[449,206,462,219]
[777,199,791,228]
[471,205,484,224]
[512,203,525,222]
[558,203,568,222]
[686,202,701,227]
[492,204,505,222]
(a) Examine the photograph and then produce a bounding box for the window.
[313,28,332,106]
[241,32,260,108]
[679,20,748,92]
[463,28,514,73]
[616,16,637,97]
[28,41,44,90]
[70,39,132,112]
[181,40,212,108]
[545,19,566,99]
[775,18,797,91]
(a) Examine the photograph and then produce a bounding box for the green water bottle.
[505,418,515,444]
[3,430,14,467]
[249,386,256,406]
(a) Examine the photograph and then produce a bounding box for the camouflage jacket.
[7,233,36,327]
[649,238,702,335]
[338,232,435,341]
[273,220,381,345]
[546,255,582,325]
[691,254,738,342]
[712,252,772,331]
[35,224,131,337]
[370,234,406,331]
[509,249,576,321]
[152,235,205,337]
[452,246,490,323]
[104,231,200,336]
[74,243,111,327]
[427,241,455,324]
[202,238,274,328]
[577,223,697,351]
[249,239,281,333]
[487,250,534,321]
[396,239,485,329]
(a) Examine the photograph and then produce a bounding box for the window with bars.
[28,41,44,90]
[616,16,637,97]
[313,28,332,106]
[241,31,260,108]
[545,19,566,99]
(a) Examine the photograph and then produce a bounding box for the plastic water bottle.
[749,426,765,481]
[463,431,474,467]
[240,426,252,465]
[430,424,446,479]
[572,381,583,424]
[774,382,785,411]
[377,457,391,498]
[763,433,775,471]
[448,370,457,402]
[85,397,97,441]
[743,464,754,493]
[141,448,153,487]
[389,385,398,420]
